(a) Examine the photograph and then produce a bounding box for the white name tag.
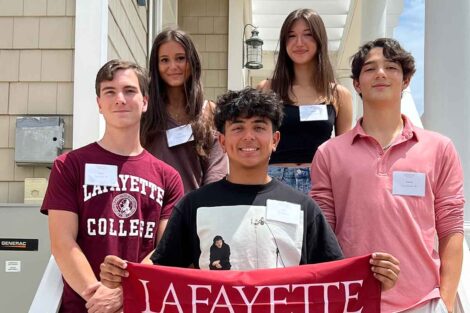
[299,104,328,121]
[84,163,118,187]
[392,171,426,197]
[266,199,301,225]
[166,124,194,147]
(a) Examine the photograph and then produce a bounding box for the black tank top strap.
[270,103,336,164]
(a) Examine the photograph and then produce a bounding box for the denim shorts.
[268,166,311,194]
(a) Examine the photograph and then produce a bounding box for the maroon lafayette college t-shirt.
[41,142,184,313]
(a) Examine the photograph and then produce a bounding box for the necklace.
[382,142,393,151]
[381,122,404,150]
[169,110,189,124]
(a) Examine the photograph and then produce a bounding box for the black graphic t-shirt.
[152,178,343,269]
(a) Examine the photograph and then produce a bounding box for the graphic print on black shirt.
[209,235,231,270]
[197,204,303,270]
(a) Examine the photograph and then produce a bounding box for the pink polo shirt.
[310,115,465,312]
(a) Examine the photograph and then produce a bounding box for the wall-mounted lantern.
[243,24,264,70]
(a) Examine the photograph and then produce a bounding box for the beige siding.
[179,0,229,101]
[108,0,148,67]
[0,0,75,203]
[0,83,8,113]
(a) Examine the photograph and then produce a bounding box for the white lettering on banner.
[189,285,211,312]
[160,283,183,313]
[343,280,363,313]
[266,285,290,313]
[140,279,158,313]
[83,174,164,206]
[211,286,235,313]
[292,282,340,313]
[232,286,265,313]
[138,280,366,313]
[87,218,155,238]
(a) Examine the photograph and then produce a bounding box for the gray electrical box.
[15,117,64,166]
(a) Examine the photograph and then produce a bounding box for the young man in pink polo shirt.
[310,38,465,312]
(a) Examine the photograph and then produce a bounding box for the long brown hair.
[271,9,337,104]
[141,27,213,156]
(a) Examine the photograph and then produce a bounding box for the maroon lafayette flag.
[123,254,380,313]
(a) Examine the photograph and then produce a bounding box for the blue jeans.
[268,166,311,194]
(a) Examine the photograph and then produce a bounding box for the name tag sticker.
[85,164,118,187]
[299,105,328,121]
[166,124,194,147]
[392,171,425,197]
[266,199,301,225]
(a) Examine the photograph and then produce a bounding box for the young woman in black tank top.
[257,9,353,194]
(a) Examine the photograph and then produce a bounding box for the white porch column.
[423,0,470,220]
[401,87,422,128]
[350,0,387,119]
[227,0,245,90]
[73,0,108,149]
[336,70,359,123]
[361,0,387,43]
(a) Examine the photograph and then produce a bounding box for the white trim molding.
[73,0,109,149]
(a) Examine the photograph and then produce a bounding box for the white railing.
[28,256,62,313]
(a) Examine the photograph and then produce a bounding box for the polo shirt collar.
[350,114,419,145]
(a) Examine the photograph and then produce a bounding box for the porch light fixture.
[243,24,264,70]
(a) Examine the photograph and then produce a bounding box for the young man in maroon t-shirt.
[41,60,184,313]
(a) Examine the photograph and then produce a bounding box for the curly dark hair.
[350,38,416,82]
[214,88,284,133]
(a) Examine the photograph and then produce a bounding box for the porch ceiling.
[251,0,352,52]
[250,0,404,73]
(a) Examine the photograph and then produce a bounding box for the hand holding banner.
[123,254,380,313]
